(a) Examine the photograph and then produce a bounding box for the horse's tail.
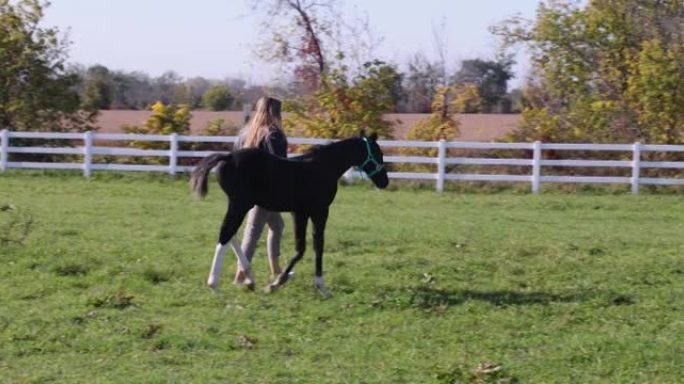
[191,153,231,199]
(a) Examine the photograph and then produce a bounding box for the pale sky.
[43,0,541,87]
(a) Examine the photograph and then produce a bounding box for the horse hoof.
[275,273,290,286]
[244,281,256,291]
[264,284,279,294]
[318,288,332,299]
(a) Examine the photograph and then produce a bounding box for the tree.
[122,101,192,163]
[401,53,445,113]
[202,85,234,111]
[284,60,399,139]
[70,65,282,112]
[82,65,113,110]
[399,86,461,172]
[398,19,503,114]
[453,58,513,113]
[493,0,684,144]
[109,71,141,110]
[626,38,684,143]
[250,0,398,138]
[0,0,96,131]
[507,88,525,113]
[451,83,484,114]
[407,86,460,142]
[186,77,213,108]
[123,101,191,138]
[250,0,335,91]
[399,20,464,162]
[153,71,184,105]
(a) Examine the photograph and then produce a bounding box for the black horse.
[191,132,389,296]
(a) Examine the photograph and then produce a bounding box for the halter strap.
[359,137,384,177]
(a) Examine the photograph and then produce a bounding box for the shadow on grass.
[371,285,629,312]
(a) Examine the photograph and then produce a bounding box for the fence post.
[169,133,178,177]
[531,141,542,194]
[0,129,8,172]
[242,103,252,124]
[83,131,93,178]
[436,139,446,192]
[631,142,641,195]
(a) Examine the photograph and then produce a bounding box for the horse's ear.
[358,129,366,138]
[369,132,378,141]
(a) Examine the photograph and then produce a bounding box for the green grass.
[1,171,683,383]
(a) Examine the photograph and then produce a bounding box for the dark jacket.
[235,126,288,158]
[259,127,288,158]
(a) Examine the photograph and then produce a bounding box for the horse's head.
[358,132,389,189]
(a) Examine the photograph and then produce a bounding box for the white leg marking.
[207,243,227,289]
[314,276,331,298]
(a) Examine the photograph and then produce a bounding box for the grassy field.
[1,171,683,383]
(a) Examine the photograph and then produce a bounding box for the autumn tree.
[493,0,684,144]
[400,23,468,168]
[397,87,461,172]
[407,87,461,143]
[120,101,191,163]
[0,0,96,132]
[284,60,399,139]
[123,101,191,137]
[249,0,335,91]
[250,0,397,138]
[401,19,484,145]
[451,84,483,114]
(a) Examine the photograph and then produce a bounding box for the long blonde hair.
[242,96,283,148]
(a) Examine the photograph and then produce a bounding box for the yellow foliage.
[400,87,460,172]
[150,101,166,115]
[121,102,193,162]
[498,0,684,144]
[452,84,483,113]
[407,87,460,142]
[284,61,398,140]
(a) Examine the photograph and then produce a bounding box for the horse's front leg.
[266,211,307,292]
[311,208,330,298]
[207,201,254,290]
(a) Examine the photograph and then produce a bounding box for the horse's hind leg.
[207,202,254,289]
[266,211,307,292]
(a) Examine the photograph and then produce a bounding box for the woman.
[233,96,288,286]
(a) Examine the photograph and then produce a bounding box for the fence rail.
[2,129,684,193]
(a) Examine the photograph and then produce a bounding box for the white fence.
[2,129,684,194]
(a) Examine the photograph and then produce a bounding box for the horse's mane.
[288,136,360,161]
[289,145,322,161]
[304,144,324,154]
[292,139,340,160]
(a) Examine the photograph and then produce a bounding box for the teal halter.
[358,137,385,177]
